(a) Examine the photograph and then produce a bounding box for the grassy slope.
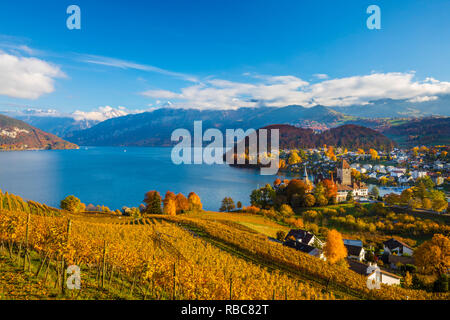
[186,211,291,238]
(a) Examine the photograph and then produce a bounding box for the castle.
[335,159,368,202]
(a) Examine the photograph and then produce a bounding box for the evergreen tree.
[144,191,162,214]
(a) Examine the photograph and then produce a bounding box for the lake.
[0,147,287,211]
[0,147,408,211]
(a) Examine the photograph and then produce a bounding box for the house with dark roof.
[343,239,365,261]
[347,259,401,286]
[383,238,413,256]
[284,229,323,248]
[283,229,324,259]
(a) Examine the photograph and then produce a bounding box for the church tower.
[337,159,351,186]
[303,166,310,184]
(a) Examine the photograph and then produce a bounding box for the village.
[241,146,450,290]
[279,145,449,203]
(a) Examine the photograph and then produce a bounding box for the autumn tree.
[236,201,242,209]
[163,191,177,213]
[164,198,177,216]
[403,272,413,288]
[60,195,85,213]
[274,178,281,187]
[326,146,337,161]
[316,195,328,206]
[304,194,316,207]
[432,199,448,212]
[322,179,337,201]
[220,197,236,212]
[370,186,380,199]
[279,204,294,217]
[188,192,203,212]
[175,193,189,214]
[384,193,401,205]
[250,184,276,209]
[164,191,176,202]
[144,191,162,214]
[415,234,450,276]
[323,229,348,264]
[286,179,308,202]
[288,151,302,165]
[400,188,413,205]
[369,148,379,160]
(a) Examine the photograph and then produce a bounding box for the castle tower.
[337,159,351,186]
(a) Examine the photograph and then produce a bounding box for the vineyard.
[0,190,61,217]
[1,191,449,300]
[0,205,333,300]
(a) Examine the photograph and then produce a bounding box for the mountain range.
[2,96,449,148]
[0,114,78,150]
[64,105,351,147]
[331,95,450,118]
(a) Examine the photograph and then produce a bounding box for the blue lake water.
[0,147,407,211]
[0,147,286,211]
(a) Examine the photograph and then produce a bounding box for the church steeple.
[303,166,310,183]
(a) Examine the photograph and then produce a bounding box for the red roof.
[342,159,351,169]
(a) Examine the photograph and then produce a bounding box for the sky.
[0,0,449,120]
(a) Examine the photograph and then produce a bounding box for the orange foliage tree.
[188,192,203,212]
[415,234,450,276]
[164,198,177,216]
[175,193,189,214]
[323,229,347,264]
[322,179,338,201]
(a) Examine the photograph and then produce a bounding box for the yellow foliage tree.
[288,151,302,165]
[188,192,203,212]
[323,229,347,264]
[369,148,379,160]
[420,146,429,153]
[164,198,177,216]
[415,234,450,276]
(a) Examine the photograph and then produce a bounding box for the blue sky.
[0,0,449,120]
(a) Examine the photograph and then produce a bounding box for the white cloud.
[0,52,65,99]
[140,72,450,110]
[72,106,132,122]
[79,54,198,82]
[313,73,329,80]
[407,95,439,103]
[5,105,146,122]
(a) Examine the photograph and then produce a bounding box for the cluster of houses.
[283,147,448,192]
[281,229,416,286]
[349,147,448,187]
[350,162,445,186]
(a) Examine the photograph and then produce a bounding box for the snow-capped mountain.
[1,106,140,137]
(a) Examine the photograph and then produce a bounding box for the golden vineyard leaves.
[155,215,450,300]
[0,209,332,300]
